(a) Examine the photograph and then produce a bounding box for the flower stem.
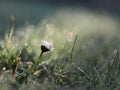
[39,51,43,60]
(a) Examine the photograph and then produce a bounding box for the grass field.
[0,9,120,90]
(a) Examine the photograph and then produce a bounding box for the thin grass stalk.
[70,35,78,61]
[10,16,15,40]
[69,35,78,69]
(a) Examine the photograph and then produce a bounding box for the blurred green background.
[0,1,120,90]
[0,0,120,34]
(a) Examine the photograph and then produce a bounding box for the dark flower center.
[41,45,49,52]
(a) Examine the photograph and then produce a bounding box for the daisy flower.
[39,40,54,59]
[41,40,54,52]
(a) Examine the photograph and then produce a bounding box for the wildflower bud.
[12,57,20,76]
[26,61,33,69]
[67,32,73,42]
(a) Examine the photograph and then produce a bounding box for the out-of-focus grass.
[0,9,120,90]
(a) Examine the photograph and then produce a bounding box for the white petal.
[41,40,54,51]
